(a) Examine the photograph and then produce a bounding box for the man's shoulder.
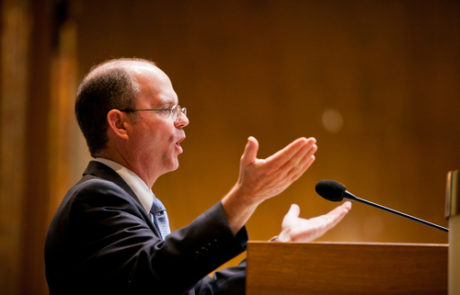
[48,171,133,222]
[74,174,123,191]
[48,173,147,234]
[64,175,134,207]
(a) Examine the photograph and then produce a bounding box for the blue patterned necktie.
[150,196,171,239]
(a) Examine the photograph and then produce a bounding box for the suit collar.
[93,158,154,214]
[82,160,162,238]
[82,160,141,205]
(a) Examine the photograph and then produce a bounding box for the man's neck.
[96,150,159,188]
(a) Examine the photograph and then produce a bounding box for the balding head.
[75,58,157,156]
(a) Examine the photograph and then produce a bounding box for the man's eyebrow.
[151,98,172,107]
[157,98,178,107]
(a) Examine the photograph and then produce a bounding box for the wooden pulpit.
[246,242,447,295]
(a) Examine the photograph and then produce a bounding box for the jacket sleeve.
[48,178,248,295]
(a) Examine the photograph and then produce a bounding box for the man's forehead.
[126,63,177,105]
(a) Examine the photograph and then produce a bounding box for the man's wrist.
[221,184,259,235]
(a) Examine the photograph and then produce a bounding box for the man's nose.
[174,112,189,128]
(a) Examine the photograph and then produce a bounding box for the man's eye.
[158,108,172,115]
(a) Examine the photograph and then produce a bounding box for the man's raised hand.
[235,136,317,205]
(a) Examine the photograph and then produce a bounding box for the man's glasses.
[119,105,187,122]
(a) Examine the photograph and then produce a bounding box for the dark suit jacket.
[45,161,247,295]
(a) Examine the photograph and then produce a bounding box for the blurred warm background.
[1,0,459,294]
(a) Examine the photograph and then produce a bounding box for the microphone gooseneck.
[315,179,448,232]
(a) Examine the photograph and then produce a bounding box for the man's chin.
[156,156,180,177]
[165,159,180,173]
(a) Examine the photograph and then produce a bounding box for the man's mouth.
[175,136,185,152]
[176,136,185,146]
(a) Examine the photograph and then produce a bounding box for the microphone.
[315,179,448,232]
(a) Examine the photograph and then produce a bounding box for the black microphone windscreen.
[315,180,346,202]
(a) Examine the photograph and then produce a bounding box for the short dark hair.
[75,62,137,156]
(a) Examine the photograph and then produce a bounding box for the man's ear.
[106,109,129,140]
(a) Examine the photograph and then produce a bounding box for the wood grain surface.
[247,242,447,295]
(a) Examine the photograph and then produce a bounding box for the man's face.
[127,64,189,177]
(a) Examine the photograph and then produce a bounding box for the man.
[45,58,351,295]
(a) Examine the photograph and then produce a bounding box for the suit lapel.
[81,161,162,237]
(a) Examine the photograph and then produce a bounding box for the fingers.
[266,137,317,168]
[283,139,317,168]
[328,201,352,217]
[236,136,317,205]
[284,143,317,181]
[321,201,352,230]
[286,156,316,183]
[240,136,259,165]
[297,155,316,178]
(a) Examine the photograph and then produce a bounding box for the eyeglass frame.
[118,105,187,122]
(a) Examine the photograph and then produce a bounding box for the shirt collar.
[94,158,153,214]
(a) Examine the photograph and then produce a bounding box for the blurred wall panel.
[20,0,53,294]
[1,1,30,294]
[1,0,79,294]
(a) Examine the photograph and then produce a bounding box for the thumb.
[240,136,259,165]
[287,203,300,217]
[282,204,300,226]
